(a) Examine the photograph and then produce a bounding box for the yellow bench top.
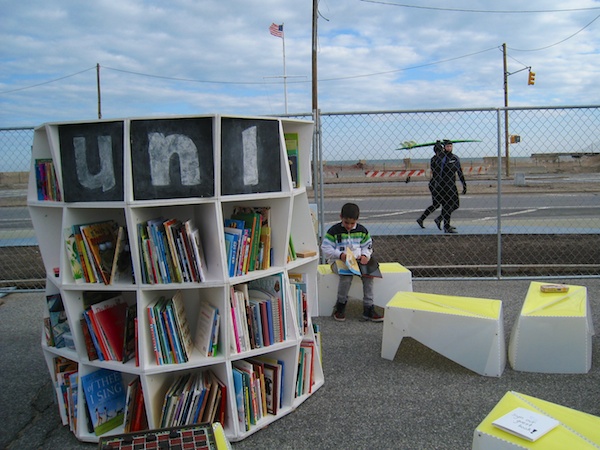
[475,391,600,448]
[521,282,587,317]
[318,262,410,275]
[387,291,502,319]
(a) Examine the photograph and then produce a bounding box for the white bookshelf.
[29,114,323,443]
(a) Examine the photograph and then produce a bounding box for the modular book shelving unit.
[29,114,323,443]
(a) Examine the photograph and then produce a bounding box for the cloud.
[1,0,599,126]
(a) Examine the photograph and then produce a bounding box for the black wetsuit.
[430,150,466,231]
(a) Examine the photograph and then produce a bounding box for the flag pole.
[281,23,288,114]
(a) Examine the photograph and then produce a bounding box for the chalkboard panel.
[59,122,125,202]
[220,118,282,195]
[130,117,214,200]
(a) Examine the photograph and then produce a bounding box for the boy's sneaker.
[333,302,346,322]
[361,305,384,322]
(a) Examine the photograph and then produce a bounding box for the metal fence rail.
[1,106,598,290]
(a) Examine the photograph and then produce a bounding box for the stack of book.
[147,291,220,365]
[53,357,78,431]
[224,206,271,277]
[137,217,206,284]
[228,274,286,353]
[296,341,315,397]
[35,158,62,201]
[81,292,136,364]
[64,221,133,285]
[232,357,284,431]
[159,370,226,428]
[123,376,148,433]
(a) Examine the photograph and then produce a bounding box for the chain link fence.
[314,107,600,278]
[1,107,599,290]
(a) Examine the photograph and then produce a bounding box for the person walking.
[430,140,467,233]
[417,141,444,228]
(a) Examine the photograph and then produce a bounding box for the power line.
[0,66,96,95]
[318,46,499,82]
[102,66,274,86]
[508,13,600,51]
[359,1,600,13]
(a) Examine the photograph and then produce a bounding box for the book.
[284,132,300,188]
[64,228,84,283]
[90,295,128,361]
[188,224,207,282]
[109,227,133,284]
[359,256,383,278]
[231,208,262,272]
[331,248,361,276]
[80,317,99,361]
[224,227,242,277]
[46,293,70,348]
[121,303,137,364]
[492,407,560,442]
[171,291,194,361]
[80,220,119,285]
[81,369,126,436]
[195,302,218,357]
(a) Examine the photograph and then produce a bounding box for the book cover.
[492,407,560,442]
[46,293,70,348]
[224,228,242,277]
[188,225,207,282]
[121,303,137,364]
[231,208,261,272]
[359,256,383,278]
[81,369,126,436]
[64,228,84,283]
[109,227,134,284]
[171,291,194,362]
[285,132,299,188]
[80,220,119,285]
[195,302,218,357]
[90,295,128,361]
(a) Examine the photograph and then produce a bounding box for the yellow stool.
[381,291,505,377]
[508,282,594,373]
[316,262,412,316]
[473,391,600,449]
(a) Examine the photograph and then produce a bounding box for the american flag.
[269,23,283,38]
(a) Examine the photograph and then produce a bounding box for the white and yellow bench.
[316,262,412,317]
[473,391,600,449]
[508,281,593,373]
[381,291,506,377]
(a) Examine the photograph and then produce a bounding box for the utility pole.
[503,44,510,177]
[312,0,324,244]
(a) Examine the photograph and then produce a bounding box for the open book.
[331,251,382,278]
[492,407,559,442]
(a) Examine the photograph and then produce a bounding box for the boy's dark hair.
[341,203,360,220]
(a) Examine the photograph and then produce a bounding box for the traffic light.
[528,71,536,85]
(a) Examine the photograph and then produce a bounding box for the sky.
[2,0,600,127]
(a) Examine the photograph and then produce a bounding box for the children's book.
[80,220,119,285]
[331,249,361,276]
[64,228,84,284]
[492,407,560,442]
[90,295,128,361]
[81,369,126,436]
[284,132,299,188]
[47,293,70,348]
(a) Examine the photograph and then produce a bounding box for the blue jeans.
[337,274,374,307]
